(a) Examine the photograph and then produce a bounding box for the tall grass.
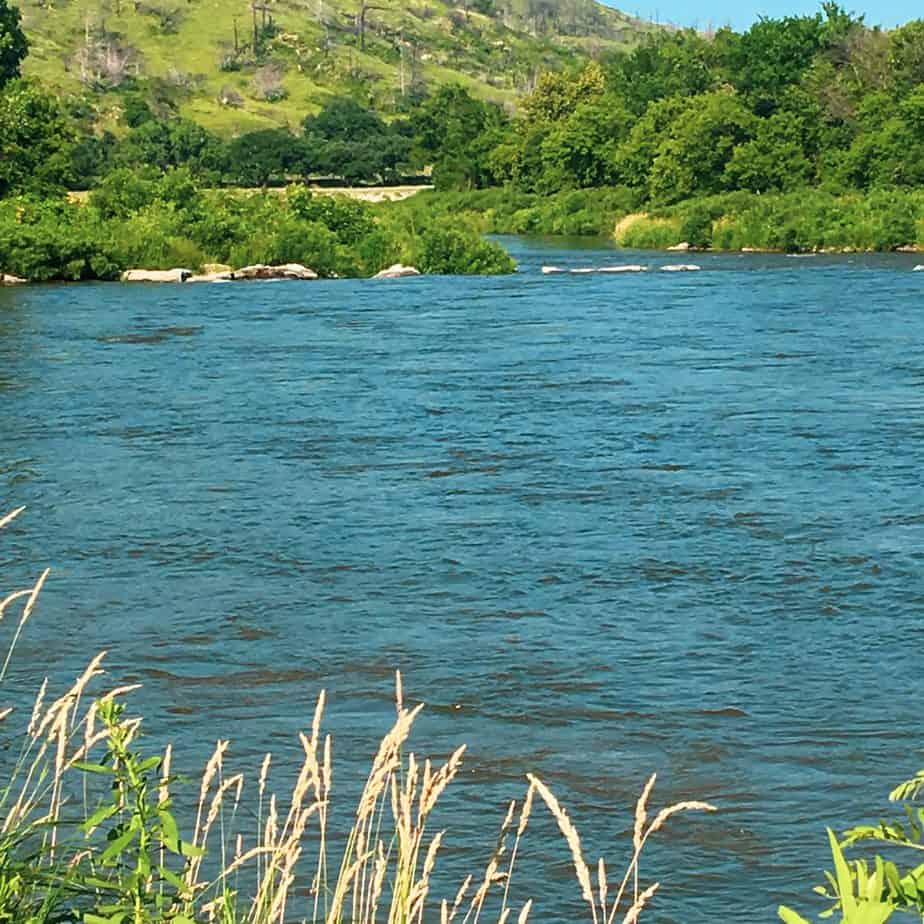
[0,507,715,923]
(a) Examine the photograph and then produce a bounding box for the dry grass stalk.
[620,882,659,924]
[0,506,26,531]
[527,775,597,924]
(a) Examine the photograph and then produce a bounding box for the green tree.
[648,91,757,203]
[0,80,75,196]
[225,128,306,187]
[724,111,814,192]
[0,0,27,87]
[537,94,629,190]
[610,95,693,191]
[887,19,924,91]
[720,14,825,113]
[412,85,508,189]
[521,62,606,124]
[606,30,719,115]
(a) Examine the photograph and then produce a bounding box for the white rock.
[914,265,924,272]
[569,268,596,274]
[541,266,565,274]
[374,263,421,279]
[0,273,27,284]
[597,265,647,273]
[661,264,701,272]
[121,268,193,283]
[235,263,318,280]
[667,241,692,251]
[187,272,234,283]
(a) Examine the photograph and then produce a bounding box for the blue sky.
[613,0,918,31]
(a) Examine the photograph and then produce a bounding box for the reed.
[0,508,716,923]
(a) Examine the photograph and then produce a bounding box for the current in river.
[2,238,923,921]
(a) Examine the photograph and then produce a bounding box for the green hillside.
[18,0,653,133]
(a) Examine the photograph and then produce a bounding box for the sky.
[614,0,918,31]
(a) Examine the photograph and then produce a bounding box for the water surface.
[2,239,923,921]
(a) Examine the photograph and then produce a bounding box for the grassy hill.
[18,0,654,134]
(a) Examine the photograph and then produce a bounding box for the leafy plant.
[779,763,924,923]
[76,699,202,924]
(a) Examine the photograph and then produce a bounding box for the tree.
[412,85,508,189]
[537,94,629,190]
[521,62,605,124]
[723,111,814,192]
[888,19,924,92]
[647,91,757,202]
[302,98,410,184]
[0,0,27,87]
[719,14,825,113]
[606,30,719,115]
[0,80,75,196]
[225,129,306,187]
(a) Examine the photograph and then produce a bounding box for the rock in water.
[914,265,924,272]
[667,242,692,251]
[661,264,702,272]
[374,264,421,279]
[0,273,27,284]
[234,264,319,280]
[541,266,565,274]
[598,265,647,273]
[121,268,193,283]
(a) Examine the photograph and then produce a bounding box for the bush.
[415,226,515,275]
[678,205,713,248]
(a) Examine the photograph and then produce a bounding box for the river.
[2,237,923,922]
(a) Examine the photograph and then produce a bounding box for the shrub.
[415,226,516,274]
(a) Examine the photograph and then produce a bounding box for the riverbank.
[0,178,510,283]
[392,187,924,254]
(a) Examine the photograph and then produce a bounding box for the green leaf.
[72,761,113,775]
[778,905,810,924]
[81,803,120,834]
[158,809,180,849]
[159,866,189,894]
[178,840,205,858]
[100,827,137,864]
[829,828,858,917]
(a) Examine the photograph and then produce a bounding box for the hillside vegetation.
[17,0,652,132]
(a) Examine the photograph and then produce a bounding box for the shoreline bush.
[394,186,924,253]
[0,174,515,282]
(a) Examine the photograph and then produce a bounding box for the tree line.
[2,0,924,209]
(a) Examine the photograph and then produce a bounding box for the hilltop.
[18,0,653,133]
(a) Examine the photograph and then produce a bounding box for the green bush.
[415,226,516,275]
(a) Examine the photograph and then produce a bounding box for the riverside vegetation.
[0,506,718,923]
[2,2,924,279]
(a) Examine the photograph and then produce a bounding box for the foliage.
[0,79,75,197]
[779,761,924,923]
[0,0,26,87]
[0,172,516,279]
[414,225,515,274]
[403,185,924,252]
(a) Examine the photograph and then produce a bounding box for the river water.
[2,238,923,921]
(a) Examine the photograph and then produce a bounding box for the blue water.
[2,238,923,921]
